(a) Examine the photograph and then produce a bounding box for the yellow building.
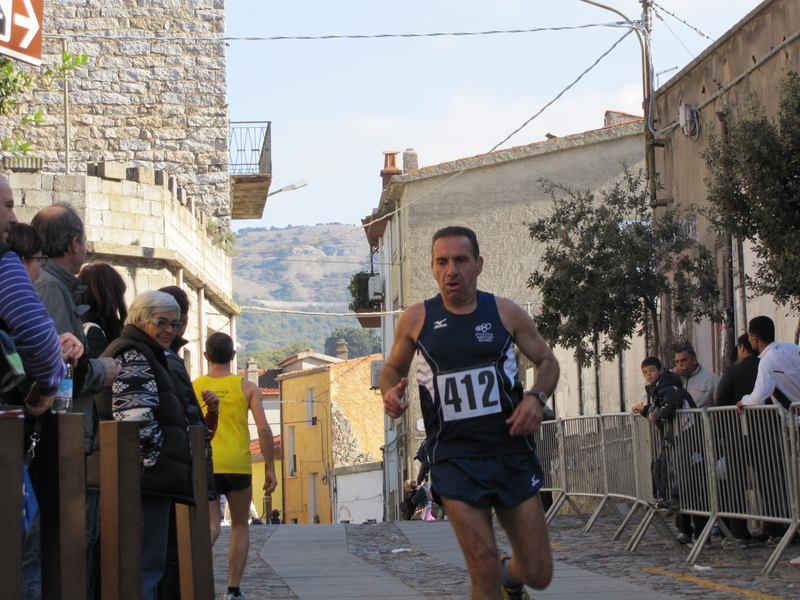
[250,437,282,519]
[278,354,383,524]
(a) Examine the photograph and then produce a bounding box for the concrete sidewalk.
[260,521,678,600]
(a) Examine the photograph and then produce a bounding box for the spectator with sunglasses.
[97,290,193,600]
[6,223,49,285]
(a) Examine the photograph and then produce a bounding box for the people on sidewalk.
[194,332,277,600]
[382,226,558,600]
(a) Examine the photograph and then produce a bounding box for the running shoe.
[765,536,783,548]
[676,532,692,544]
[499,552,530,600]
[223,593,246,600]
[687,539,712,550]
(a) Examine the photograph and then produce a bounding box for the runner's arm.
[244,379,277,495]
[497,297,560,435]
[380,303,425,419]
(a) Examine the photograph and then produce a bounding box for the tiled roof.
[250,435,282,461]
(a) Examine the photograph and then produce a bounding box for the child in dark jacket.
[632,357,697,512]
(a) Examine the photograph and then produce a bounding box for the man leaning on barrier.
[631,357,706,545]
[737,315,799,547]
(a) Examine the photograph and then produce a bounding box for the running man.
[194,332,277,600]
[382,226,559,600]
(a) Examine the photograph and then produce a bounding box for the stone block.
[108,195,130,213]
[98,161,127,181]
[149,200,163,217]
[127,166,155,185]
[118,41,151,56]
[85,193,109,211]
[152,67,184,81]
[9,173,42,189]
[103,93,132,105]
[19,189,53,208]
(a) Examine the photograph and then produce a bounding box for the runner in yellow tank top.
[193,332,276,600]
[194,373,251,474]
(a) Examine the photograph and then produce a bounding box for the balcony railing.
[229,121,271,176]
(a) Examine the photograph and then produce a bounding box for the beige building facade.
[652,0,800,369]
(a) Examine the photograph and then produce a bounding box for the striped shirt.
[0,251,65,397]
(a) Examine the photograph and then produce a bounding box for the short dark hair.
[159,286,190,315]
[674,346,696,359]
[31,203,85,258]
[431,226,480,260]
[7,223,43,259]
[737,333,755,356]
[641,356,662,370]
[748,316,775,345]
[206,332,235,364]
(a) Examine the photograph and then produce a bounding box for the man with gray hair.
[29,202,121,599]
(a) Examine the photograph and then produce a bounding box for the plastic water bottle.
[52,365,73,414]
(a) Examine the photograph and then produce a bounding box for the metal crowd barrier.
[541,406,799,575]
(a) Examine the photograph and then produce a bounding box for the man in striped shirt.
[0,176,77,412]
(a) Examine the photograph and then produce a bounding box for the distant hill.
[233,224,376,354]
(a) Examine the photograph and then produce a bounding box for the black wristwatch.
[525,390,548,407]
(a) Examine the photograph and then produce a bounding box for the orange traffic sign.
[0,0,43,66]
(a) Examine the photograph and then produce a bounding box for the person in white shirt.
[738,316,800,422]
[736,315,797,547]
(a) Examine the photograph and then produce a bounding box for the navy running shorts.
[213,473,252,496]
[430,453,544,509]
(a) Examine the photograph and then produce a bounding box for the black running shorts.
[213,473,252,496]
[431,453,544,508]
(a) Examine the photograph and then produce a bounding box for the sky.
[226,0,760,231]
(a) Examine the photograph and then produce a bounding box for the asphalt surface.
[211,513,800,600]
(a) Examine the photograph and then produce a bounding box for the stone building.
[365,114,645,520]
[0,1,277,377]
[652,0,800,369]
[11,0,232,219]
[277,353,383,524]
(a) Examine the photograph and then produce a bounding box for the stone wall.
[330,401,373,468]
[4,0,230,221]
[8,165,237,378]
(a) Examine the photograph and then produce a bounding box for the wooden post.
[0,415,24,600]
[99,421,142,600]
[40,413,86,600]
[175,425,214,600]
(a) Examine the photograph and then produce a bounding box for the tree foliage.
[0,52,88,153]
[703,71,800,311]
[324,327,381,359]
[527,168,721,366]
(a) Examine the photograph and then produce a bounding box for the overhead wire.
[43,22,632,43]
[652,7,695,60]
[651,2,715,42]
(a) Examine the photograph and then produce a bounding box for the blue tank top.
[415,291,535,463]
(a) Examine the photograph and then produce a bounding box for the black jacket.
[715,355,759,407]
[166,335,215,501]
[640,370,696,446]
[97,325,193,504]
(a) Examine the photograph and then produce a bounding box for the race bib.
[436,365,501,421]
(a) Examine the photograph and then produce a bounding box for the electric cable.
[652,7,695,60]
[42,22,633,43]
[651,3,714,41]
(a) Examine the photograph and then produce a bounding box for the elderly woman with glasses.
[97,290,192,600]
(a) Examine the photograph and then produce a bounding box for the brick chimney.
[335,339,349,360]
[381,151,402,189]
[245,357,259,384]
[402,148,418,173]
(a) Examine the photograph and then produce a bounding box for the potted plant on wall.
[348,271,381,328]
[313,514,321,524]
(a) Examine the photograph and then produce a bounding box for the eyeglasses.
[27,255,48,266]
[148,318,182,331]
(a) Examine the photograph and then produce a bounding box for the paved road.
[211,514,800,600]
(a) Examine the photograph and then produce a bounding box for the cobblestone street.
[211,514,800,600]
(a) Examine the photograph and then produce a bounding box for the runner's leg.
[441,497,502,600]
[226,486,253,588]
[494,494,553,590]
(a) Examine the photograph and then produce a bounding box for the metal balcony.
[229,121,273,220]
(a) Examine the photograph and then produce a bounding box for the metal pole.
[62,38,70,174]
